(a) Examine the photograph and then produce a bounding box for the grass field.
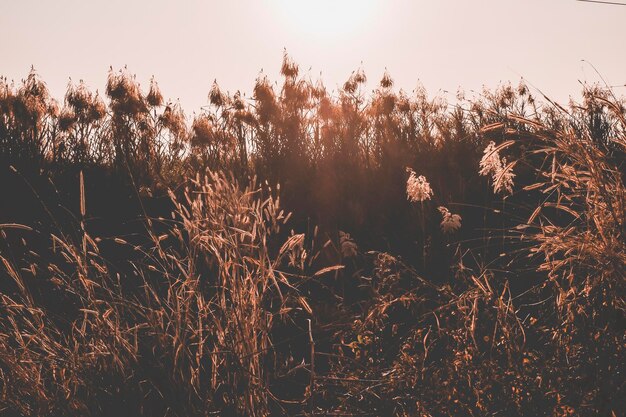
[0,59,624,416]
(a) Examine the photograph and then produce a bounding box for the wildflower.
[438,206,462,234]
[406,168,433,202]
[339,231,358,258]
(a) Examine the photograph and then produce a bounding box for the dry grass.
[0,171,314,416]
[315,89,625,416]
[0,61,624,416]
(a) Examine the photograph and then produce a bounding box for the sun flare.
[273,0,380,38]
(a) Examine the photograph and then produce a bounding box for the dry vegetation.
[0,55,624,416]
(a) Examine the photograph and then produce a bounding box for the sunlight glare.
[273,0,380,38]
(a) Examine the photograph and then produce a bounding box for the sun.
[272,0,380,39]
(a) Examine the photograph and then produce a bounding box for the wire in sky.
[576,0,626,5]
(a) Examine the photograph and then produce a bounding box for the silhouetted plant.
[0,57,623,417]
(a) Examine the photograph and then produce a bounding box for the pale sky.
[1,0,625,111]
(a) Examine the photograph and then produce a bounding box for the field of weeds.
[0,56,624,416]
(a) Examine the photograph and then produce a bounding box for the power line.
[576,0,626,5]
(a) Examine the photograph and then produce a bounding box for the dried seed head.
[58,107,77,132]
[232,91,245,111]
[66,80,92,113]
[88,93,106,122]
[160,102,186,135]
[479,141,502,177]
[339,231,358,258]
[280,52,299,79]
[209,81,226,107]
[406,168,433,202]
[479,141,516,194]
[380,70,394,89]
[146,76,163,107]
[438,206,462,234]
[106,67,146,115]
[190,115,213,147]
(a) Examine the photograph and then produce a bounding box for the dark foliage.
[0,58,624,416]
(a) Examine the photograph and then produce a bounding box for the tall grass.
[1,171,315,416]
[0,58,624,416]
[317,88,625,417]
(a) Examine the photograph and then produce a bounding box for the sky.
[1,0,625,112]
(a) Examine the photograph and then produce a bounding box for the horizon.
[2,0,625,112]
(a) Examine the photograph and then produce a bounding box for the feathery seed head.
[146,77,163,107]
[280,52,299,79]
[190,115,213,147]
[438,206,462,234]
[406,168,433,202]
[380,71,394,89]
[479,141,516,194]
[209,81,226,107]
[58,107,77,132]
[479,141,501,177]
[160,102,186,135]
[339,231,358,258]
